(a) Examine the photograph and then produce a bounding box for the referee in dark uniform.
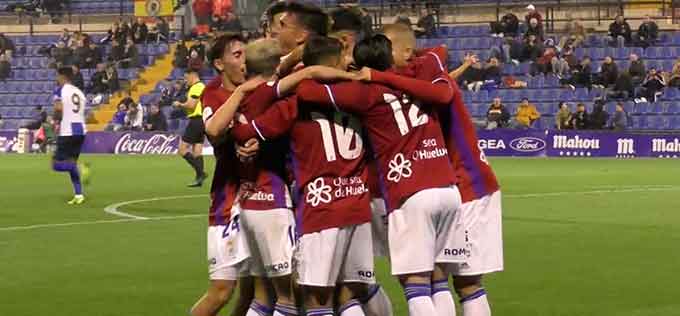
[174,69,208,187]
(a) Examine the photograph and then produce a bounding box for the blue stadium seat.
[665,102,680,114]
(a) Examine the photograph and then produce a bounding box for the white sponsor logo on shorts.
[387,153,412,183]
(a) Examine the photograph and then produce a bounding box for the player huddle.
[189,2,503,316]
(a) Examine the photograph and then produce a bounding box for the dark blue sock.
[53,161,82,195]
[249,301,274,316]
[460,288,487,304]
[404,283,432,301]
[432,278,450,295]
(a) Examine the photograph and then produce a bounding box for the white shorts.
[296,223,375,287]
[240,208,296,277]
[388,186,463,276]
[207,206,251,280]
[370,198,389,258]
[449,190,504,276]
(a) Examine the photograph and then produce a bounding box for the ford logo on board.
[509,137,546,152]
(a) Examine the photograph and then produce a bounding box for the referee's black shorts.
[182,117,205,144]
[54,135,85,161]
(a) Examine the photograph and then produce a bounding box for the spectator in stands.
[490,11,519,38]
[607,15,631,47]
[124,101,144,131]
[106,63,120,93]
[51,41,71,68]
[522,34,543,63]
[594,56,618,88]
[0,33,15,58]
[489,37,514,65]
[449,53,477,80]
[174,40,189,69]
[553,44,573,78]
[144,103,168,131]
[58,28,72,46]
[562,56,592,89]
[607,71,634,100]
[636,15,658,48]
[87,42,103,68]
[0,53,10,80]
[90,63,109,94]
[42,0,65,23]
[358,7,373,38]
[118,90,135,108]
[555,102,572,130]
[669,58,680,88]
[531,42,557,76]
[636,68,666,103]
[485,57,502,84]
[394,8,412,27]
[188,50,204,72]
[590,100,609,129]
[147,17,169,43]
[570,103,589,129]
[460,57,485,92]
[525,4,542,28]
[190,39,207,62]
[512,98,541,129]
[486,97,510,129]
[131,17,148,44]
[561,19,587,48]
[71,65,84,90]
[628,53,646,85]
[110,39,124,63]
[222,12,243,33]
[193,0,213,26]
[120,19,132,41]
[73,39,90,68]
[107,103,127,131]
[121,38,140,68]
[414,7,436,38]
[23,106,47,130]
[524,18,544,41]
[611,102,628,131]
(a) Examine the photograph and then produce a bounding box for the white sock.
[247,301,274,316]
[461,289,491,316]
[306,307,333,316]
[362,284,394,316]
[339,299,365,316]
[405,283,437,316]
[432,279,456,316]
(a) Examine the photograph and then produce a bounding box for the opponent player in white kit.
[52,67,89,205]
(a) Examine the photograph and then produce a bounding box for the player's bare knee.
[271,275,294,304]
[399,272,432,285]
[209,280,236,304]
[303,286,334,307]
[453,275,483,297]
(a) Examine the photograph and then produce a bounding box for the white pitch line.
[0,214,204,232]
[103,194,208,219]
[504,186,680,198]
[2,187,680,232]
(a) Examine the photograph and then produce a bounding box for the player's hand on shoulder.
[236,77,266,94]
[356,67,372,82]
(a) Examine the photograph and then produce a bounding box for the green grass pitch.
[1,155,680,315]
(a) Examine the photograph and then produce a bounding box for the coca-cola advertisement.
[82,132,211,155]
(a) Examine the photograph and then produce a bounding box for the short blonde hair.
[245,38,282,77]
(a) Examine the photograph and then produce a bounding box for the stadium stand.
[0,33,169,131]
